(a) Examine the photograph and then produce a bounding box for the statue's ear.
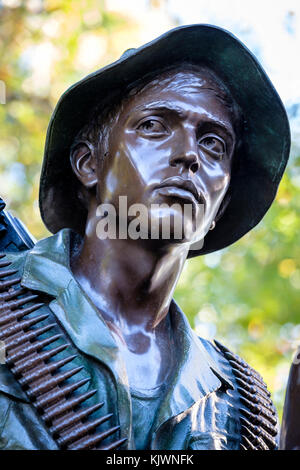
[70,141,98,189]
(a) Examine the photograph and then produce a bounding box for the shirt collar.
[151,300,233,432]
[21,229,233,419]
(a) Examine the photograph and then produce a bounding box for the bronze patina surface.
[0,24,290,450]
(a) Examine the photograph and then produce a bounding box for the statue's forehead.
[134,69,226,97]
[120,69,232,121]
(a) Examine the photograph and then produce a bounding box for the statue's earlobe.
[70,142,98,189]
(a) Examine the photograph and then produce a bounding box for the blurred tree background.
[0,0,299,419]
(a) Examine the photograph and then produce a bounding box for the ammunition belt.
[215,340,278,450]
[0,253,126,450]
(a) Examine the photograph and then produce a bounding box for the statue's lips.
[155,178,204,206]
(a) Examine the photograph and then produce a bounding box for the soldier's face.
[95,69,236,245]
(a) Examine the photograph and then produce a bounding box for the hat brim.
[39,24,290,256]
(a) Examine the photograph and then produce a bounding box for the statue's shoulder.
[200,337,279,450]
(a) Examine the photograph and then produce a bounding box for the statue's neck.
[70,206,189,389]
[71,230,188,333]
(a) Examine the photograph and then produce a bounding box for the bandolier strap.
[0,253,126,450]
[214,340,279,450]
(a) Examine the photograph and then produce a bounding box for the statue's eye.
[137,119,167,135]
[199,135,225,158]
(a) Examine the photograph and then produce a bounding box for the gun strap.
[0,253,126,450]
[214,340,279,450]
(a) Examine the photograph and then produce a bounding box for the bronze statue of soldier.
[0,24,290,450]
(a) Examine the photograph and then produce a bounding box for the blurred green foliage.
[0,0,299,419]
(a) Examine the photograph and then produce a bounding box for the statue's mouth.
[155,177,205,206]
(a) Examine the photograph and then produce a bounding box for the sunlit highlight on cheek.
[214,172,230,192]
[105,170,118,197]
[112,141,152,194]
[122,138,166,185]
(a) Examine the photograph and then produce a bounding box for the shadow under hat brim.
[39,24,291,257]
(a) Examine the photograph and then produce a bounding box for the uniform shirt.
[131,384,165,449]
[0,229,243,450]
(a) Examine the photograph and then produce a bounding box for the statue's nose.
[169,131,199,174]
